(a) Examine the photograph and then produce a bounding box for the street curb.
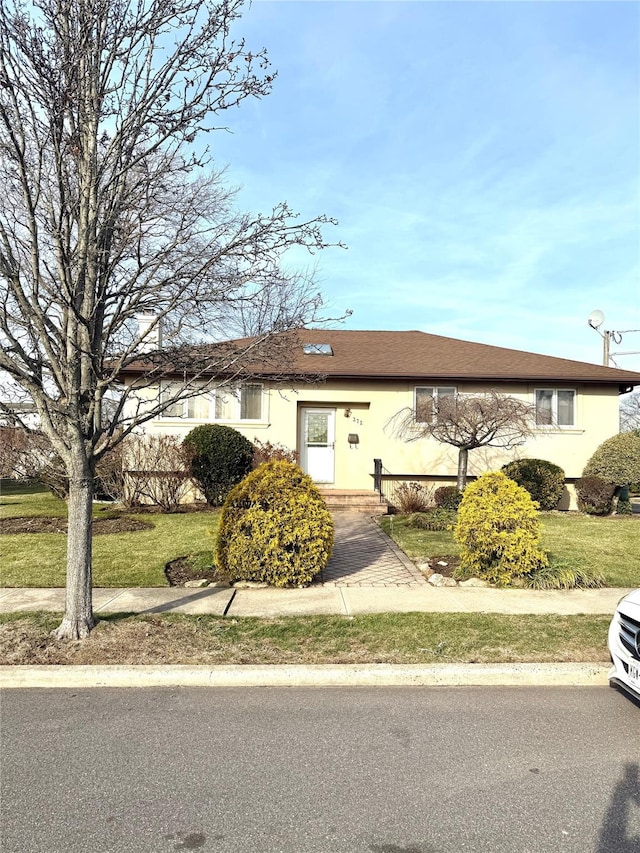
[0,662,611,689]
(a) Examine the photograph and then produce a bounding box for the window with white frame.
[160,383,263,421]
[534,389,575,427]
[414,386,456,423]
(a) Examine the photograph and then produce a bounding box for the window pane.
[306,413,329,445]
[437,387,456,400]
[535,390,553,425]
[240,384,262,420]
[187,394,210,419]
[435,387,456,421]
[215,387,236,420]
[161,384,184,418]
[415,387,434,422]
[557,390,575,426]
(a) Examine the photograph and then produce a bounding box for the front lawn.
[1,481,219,587]
[380,512,640,589]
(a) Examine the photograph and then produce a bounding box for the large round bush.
[183,424,254,505]
[501,458,565,510]
[454,470,548,587]
[216,461,334,587]
[583,431,640,487]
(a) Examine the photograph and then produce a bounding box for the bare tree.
[620,391,640,432]
[389,391,535,491]
[0,0,339,638]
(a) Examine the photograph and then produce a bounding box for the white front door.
[300,408,336,484]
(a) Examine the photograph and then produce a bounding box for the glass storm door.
[301,408,335,484]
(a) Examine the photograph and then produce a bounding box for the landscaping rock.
[207,581,231,589]
[417,562,435,579]
[184,579,210,588]
[459,578,490,588]
[232,581,270,589]
[428,573,459,588]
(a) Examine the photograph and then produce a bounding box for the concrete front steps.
[318,488,388,515]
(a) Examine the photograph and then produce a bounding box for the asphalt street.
[2,686,639,853]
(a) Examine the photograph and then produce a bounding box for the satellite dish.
[588,309,605,329]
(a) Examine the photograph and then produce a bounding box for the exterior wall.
[125,377,623,505]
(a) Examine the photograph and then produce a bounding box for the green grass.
[3,482,638,589]
[381,511,640,588]
[0,611,611,665]
[1,481,219,587]
[0,479,68,517]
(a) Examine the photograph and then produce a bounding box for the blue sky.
[214,0,640,370]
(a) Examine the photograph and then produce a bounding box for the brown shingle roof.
[120,329,640,390]
[228,329,640,389]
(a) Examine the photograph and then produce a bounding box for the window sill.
[533,426,584,435]
[158,417,267,426]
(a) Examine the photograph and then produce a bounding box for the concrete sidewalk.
[0,583,631,616]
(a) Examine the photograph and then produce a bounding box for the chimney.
[136,313,163,353]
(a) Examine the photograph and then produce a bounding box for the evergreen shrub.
[501,458,565,510]
[583,431,640,489]
[434,486,463,510]
[454,471,548,586]
[183,424,254,505]
[216,460,334,587]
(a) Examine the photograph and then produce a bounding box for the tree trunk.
[610,485,622,516]
[52,464,96,640]
[457,447,469,491]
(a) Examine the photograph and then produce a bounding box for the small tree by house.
[390,391,535,490]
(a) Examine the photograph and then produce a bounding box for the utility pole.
[588,310,639,367]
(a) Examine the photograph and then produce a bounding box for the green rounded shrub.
[183,424,254,505]
[583,431,640,487]
[501,458,565,510]
[575,476,616,516]
[216,460,334,587]
[434,486,463,510]
[454,471,548,587]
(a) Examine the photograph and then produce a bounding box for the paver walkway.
[322,512,427,587]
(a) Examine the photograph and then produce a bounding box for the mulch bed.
[422,554,461,578]
[1,516,154,535]
[164,556,228,587]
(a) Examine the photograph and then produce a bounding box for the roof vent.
[303,343,333,355]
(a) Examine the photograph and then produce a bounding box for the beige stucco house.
[120,329,640,509]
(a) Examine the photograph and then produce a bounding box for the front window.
[160,383,184,418]
[415,386,456,423]
[160,382,263,421]
[535,389,575,427]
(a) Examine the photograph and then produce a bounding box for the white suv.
[608,588,640,703]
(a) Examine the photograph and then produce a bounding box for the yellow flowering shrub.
[454,471,548,586]
[216,460,334,587]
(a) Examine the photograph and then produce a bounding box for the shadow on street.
[598,762,640,853]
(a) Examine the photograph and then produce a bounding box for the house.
[119,329,640,510]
